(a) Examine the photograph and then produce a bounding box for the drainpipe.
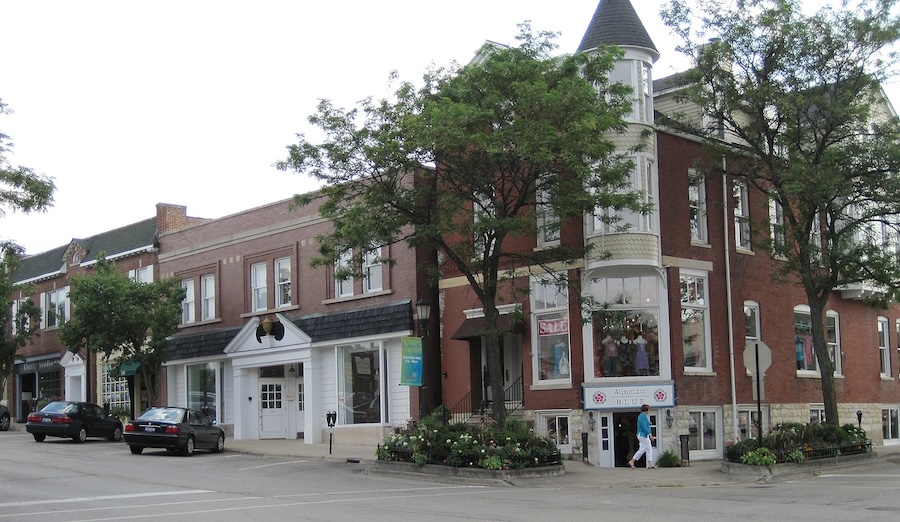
[722,156,739,442]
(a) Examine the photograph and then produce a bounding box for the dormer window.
[72,252,81,264]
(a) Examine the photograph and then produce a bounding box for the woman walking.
[629,404,656,469]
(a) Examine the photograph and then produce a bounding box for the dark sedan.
[0,402,9,431]
[26,401,124,443]
[124,406,224,456]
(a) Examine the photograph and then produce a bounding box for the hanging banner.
[400,336,423,386]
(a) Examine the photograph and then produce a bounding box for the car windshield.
[42,402,79,414]
[137,408,185,423]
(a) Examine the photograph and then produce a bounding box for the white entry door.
[259,381,286,439]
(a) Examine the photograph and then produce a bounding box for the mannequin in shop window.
[618,335,633,375]
[602,335,618,376]
[635,334,650,375]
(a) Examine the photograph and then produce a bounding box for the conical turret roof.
[577,0,658,59]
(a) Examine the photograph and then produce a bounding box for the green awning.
[118,361,140,376]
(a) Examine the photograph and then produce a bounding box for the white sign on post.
[744,341,772,401]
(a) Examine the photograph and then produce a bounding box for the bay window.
[590,275,660,378]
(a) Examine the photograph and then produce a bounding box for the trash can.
[679,434,690,466]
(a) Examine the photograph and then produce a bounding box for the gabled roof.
[577,0,658,59]
[11,217,158,284]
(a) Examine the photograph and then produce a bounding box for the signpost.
[743,341,772,441]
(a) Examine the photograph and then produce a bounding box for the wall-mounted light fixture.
[588,411,596,432]
[288,364,296,378]
[255,315,285,343]
[857,409,863,430]
[666,408,674,428]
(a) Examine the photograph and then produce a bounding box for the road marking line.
[0,490,213,508]
[238,460,308,470]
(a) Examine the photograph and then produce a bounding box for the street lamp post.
[416,299,432,419]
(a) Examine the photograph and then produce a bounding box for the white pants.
[632,435,653,465]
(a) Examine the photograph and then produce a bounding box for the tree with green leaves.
[0,251,40,404]
[59,255,185,406]
[277,25,649,424]
[1,98,55,249]
[662,0,900,426]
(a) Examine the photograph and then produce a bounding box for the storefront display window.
[533,278,570,383]
[336,342,386,425]
[187,362,218,423]
[591,275,660,377]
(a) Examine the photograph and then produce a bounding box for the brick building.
[4,204,205,422]
[157,195,434,446]
[438,0,900,468]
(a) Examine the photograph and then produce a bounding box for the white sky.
[1,0,898,255]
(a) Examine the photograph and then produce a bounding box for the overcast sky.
[2,0,898,255]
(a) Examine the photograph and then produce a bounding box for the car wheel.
[73,427,87,443]
[33,433,46,442]
[109,427,123,442]
[213,433,225,453]
[181,436,195,456]
[129,445,143,455]
[0,413,9,431]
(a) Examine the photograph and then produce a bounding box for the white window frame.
[181,279,195,324]
[537,179,560,246]
[733,180,751,251]
[592,157,651,234]
[335,341,386,425]
[688,408,720,457]
[768,196,786,253]
[129,266,153,284]
[681,270,711,372]
[809,406,826,424]
[201,274,216,321]
[883,407,900,443]
[532,277,571,384]
[251,262,267,311]
[363,248,383,293]
[275,257,292,308]
[537,410,572,453]
[737,405,769,441]
[101,363,131,413]
[879,316,891,377]
[334,251,354,298]
[44,287,69,329]
[11,297,29,335]
[689,169,708,243]
[826,311,842,375]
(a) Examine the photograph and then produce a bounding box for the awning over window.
[451,315,522,340]
[117,361,140,377]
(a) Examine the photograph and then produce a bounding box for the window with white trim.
[883,407,899,442]
[733,180,751,250]
[688,410,718,452]
[768,196,786,252]
[129,266,153,284]
[879,316,891,377]
[251,262,267,311]
[590,274,660,378]
[536,178,560,246]
[809,406,826,424]
[681,271,710,371]
[44,287,69,329]
[101,363,131,414]
[689,170,708,243]
[181,280,195,324]
[275,257,291,308]
[363,248,383,293]
[744,301,760,342]
[826,311,842,375]
[540,412,571,450]
[737,406,769,441]
[201,274,216,321]
[334,250,354,298]
[10,297,30,335]
[336,342,387,425]
[794,305,816,372]
[592,157,652,234]
[533,278,570,383]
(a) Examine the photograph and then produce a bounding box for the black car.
[26,401,124,443]
[0,403,10,431]
[124,406,224,456]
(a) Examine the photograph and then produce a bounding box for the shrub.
[741,447,776,466]
[656,450,681,467]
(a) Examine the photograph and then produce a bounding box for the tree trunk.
[483,308,507,426]
[808,297,839,425]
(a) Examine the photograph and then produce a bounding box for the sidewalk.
[223,436,900,488]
